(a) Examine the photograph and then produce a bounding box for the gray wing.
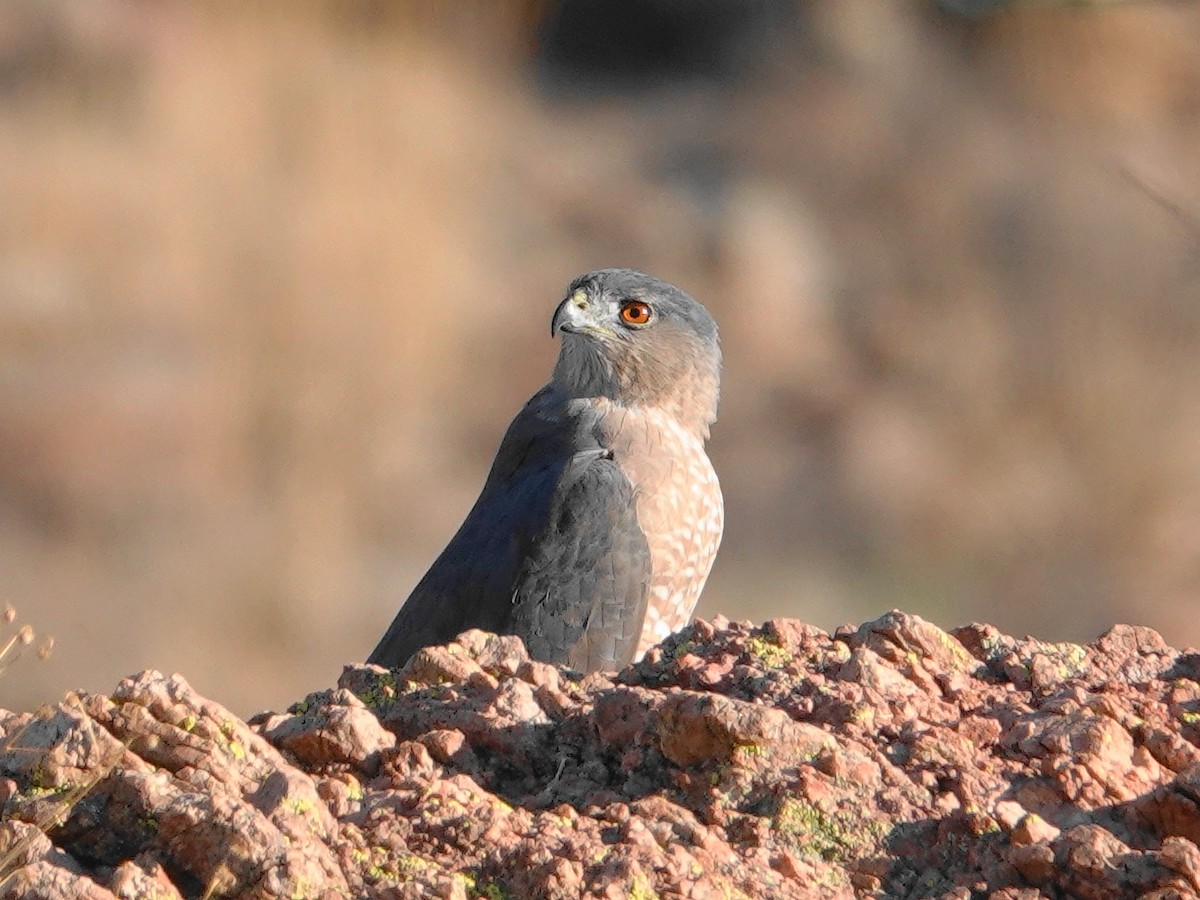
[509,446,650,672]
[367,387,651,673]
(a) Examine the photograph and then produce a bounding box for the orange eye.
[619,301,652,326]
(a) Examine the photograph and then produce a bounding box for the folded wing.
[367,388,651,672]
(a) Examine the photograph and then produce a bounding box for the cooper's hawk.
[368,269,723,673]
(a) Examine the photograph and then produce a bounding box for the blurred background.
[3,0,1200,715]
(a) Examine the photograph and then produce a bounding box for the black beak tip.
[551,301,569,337]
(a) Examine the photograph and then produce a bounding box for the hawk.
[368,269,723,673]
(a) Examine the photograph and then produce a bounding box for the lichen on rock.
[3,612,1200,898]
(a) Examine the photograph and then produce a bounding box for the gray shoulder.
[368,388,650,671]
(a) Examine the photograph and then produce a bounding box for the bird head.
[551,269,721,437]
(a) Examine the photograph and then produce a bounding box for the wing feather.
[367,386,651,672]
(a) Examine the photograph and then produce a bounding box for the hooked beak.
[552,292,590,338]
[552,290,610,338]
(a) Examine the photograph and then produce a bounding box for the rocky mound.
[3,612,1200,898]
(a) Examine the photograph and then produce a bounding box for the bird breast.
[591,399,724,659]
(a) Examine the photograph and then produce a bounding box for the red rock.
[107,855,183,900]
[1134,763,1200,845]
[1010,842,1057,885]
[1157,835,1200,891]
[261,693,396,771]
[1012,813,1061,846]
[6,614,1200,898]
[994,799,1026,830]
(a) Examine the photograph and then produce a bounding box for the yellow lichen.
[629,874,660,900]
[734,741,767,760]
[747,635,794,669]
[773,795,884,863]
